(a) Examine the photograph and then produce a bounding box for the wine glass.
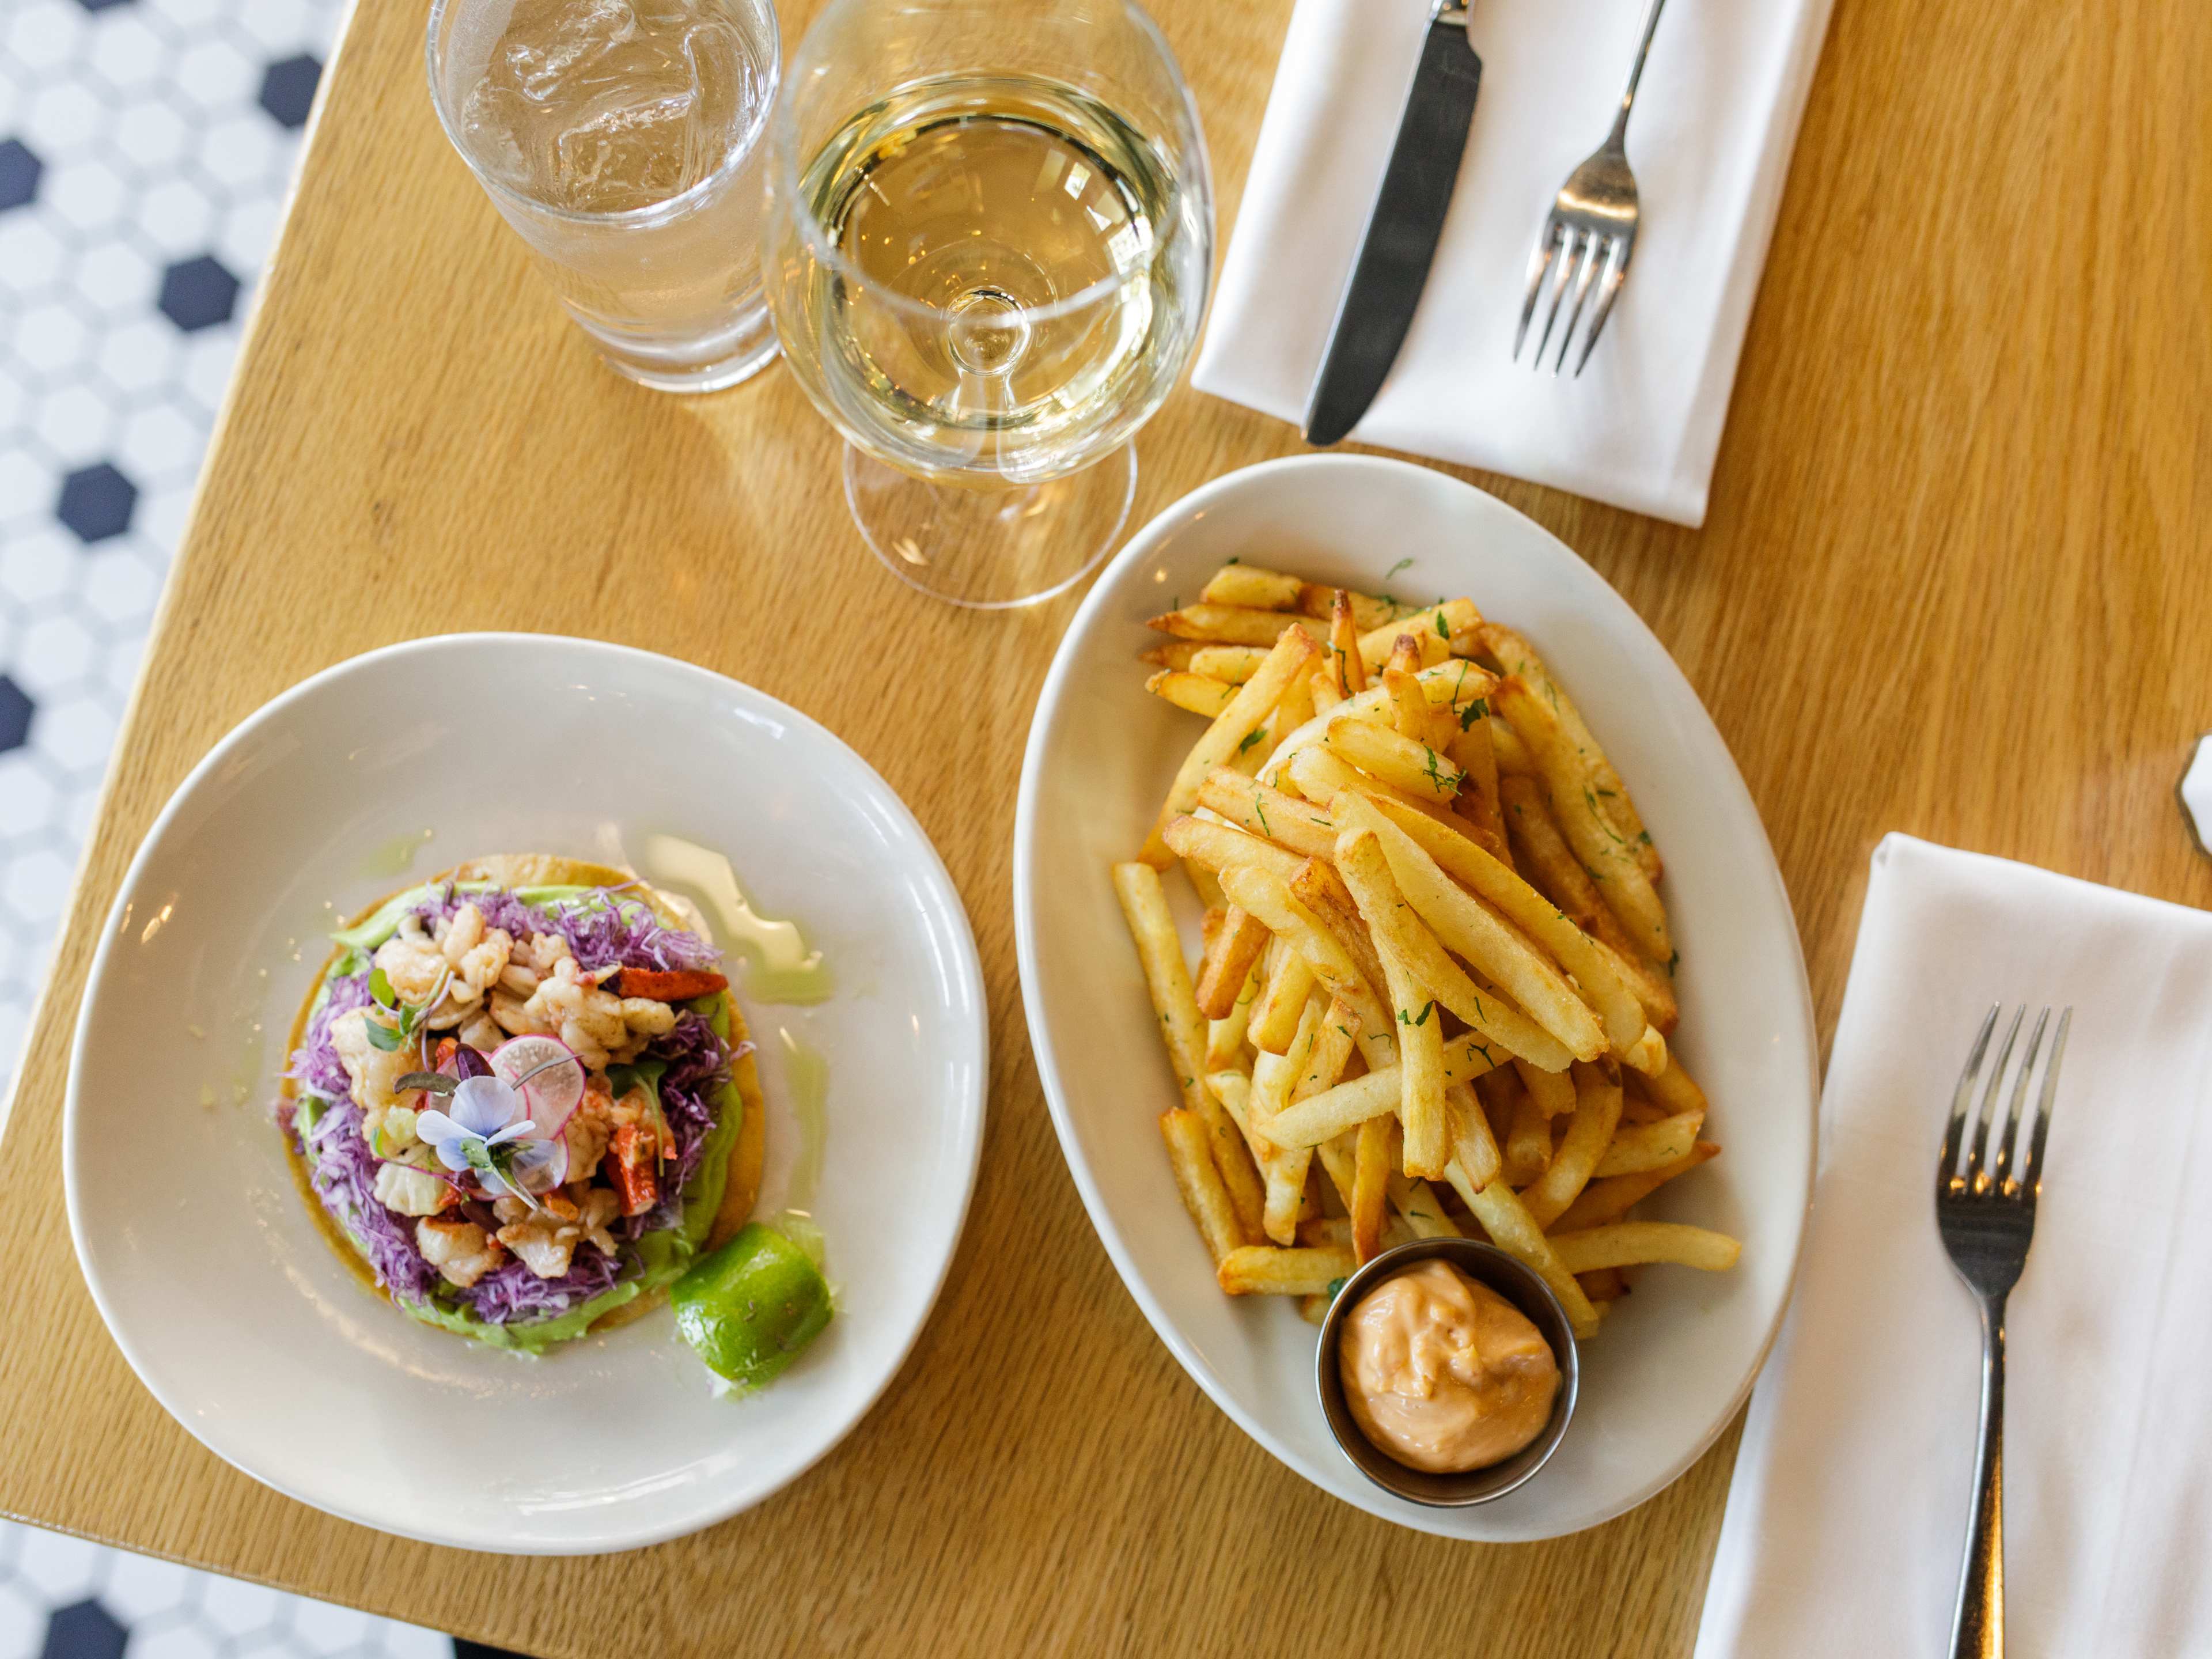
[762,0,1213,608]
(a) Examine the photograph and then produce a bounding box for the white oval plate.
[67,635,987,1554]
[1014,455,1816,1541]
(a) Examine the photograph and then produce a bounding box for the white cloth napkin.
[1694,835,2212,1657]
[1190,0,1836,525]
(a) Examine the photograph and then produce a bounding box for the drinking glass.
[762,0,1213,608]
[428,0,783,393]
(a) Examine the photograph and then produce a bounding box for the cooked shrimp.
[372,1161,454,1218]
[416,1217,503,1288]
[494,1188,620,1279]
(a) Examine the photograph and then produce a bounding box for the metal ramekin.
[1315,1237,1580,1506]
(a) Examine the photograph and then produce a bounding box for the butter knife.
[1303,1,1483,447]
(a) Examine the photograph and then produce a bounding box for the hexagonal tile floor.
[1,3,524,1653]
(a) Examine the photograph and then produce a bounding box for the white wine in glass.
[764,0,1213,608]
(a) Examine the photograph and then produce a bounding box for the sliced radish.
[490,1035,586,1137]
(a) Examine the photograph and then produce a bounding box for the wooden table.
[3,0,2206,1651]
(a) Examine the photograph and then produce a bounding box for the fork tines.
[1514,223,1629,378]
[1940,1004,2072,1202]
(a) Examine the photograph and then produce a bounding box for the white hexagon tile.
[1,2,520,1654]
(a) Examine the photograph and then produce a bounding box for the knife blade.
[1302,2,1483,447]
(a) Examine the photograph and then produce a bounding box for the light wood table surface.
[3,0,2206,1652]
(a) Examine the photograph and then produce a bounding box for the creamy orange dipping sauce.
[1338,1260,1560,1474]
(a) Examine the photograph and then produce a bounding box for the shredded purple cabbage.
[276,886,732,1333]
[285,967,374,1101]
[412,885,721,975]
[463,1241,626,1324]
[294,1096,442,1305]
[624,1011,737,1238]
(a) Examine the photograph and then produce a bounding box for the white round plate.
[1014,455,1816,1541]
[67,635,987,1554]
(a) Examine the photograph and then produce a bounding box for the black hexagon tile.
[157,253,241,332]
[40,1600,127,1659]
[258,55,324,131]
[55,463,138,543]
[0,140,40,213]
[0,677,32,753]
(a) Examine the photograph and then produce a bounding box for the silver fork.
[1512,0,1668,376]
[1934,1004,2072,1659]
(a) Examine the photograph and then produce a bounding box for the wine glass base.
[843,444,1137,609]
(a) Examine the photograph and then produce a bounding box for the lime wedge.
[672,1223,833,1391]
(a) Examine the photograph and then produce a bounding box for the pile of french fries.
[1112,561,1741,1338]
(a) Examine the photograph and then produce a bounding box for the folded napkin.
[1191,0,1837,525]
[1695,835,2212,1657]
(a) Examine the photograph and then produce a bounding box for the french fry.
[1347,790,1648,1059]
[1297,1216,1353,1249]
[1552,1142,1719,1232]
[1443,1167,1600,1336]
[1316,1128,1359,1211]
[1449,715,1508,858]
[1446,1080,1501,1192]
[1287,746,1460,832]
[1334,794,1605,1063]
[1297,1293,1332,1325]
[1262,1031,1501,1149]
[1139,641,1203,671]
[1286,860,1393,1020]
[1587,934,1678,1036]
[1642,1051,1710,1118]
[1504,1086,1552,1186]
[1380,945,1448,1178]
[1248,939,1316,1055]
[1321,717,1466,804]
[1161,1109,1244,1265]
[1328,589,1367,697]
[1197,770,1338,862]
[1142,627,1321,866]
[1189,644,1268,684]
[1218,1243,1358,1296]
[1145,671,1237,719]
[1387,1168,1463,1238]
[1162,814,1308,886]
[1382,637,1427,737]
[1308,663,1343,715]
[1547,1222,1741,1274]
[1297,997,1361,1097]
[1205,952,1263,1071]
[1494,677,1671,964]
[1112,863,1209,1115]
[1480,623,1656,881]
[1200,563,1302,611]
[1255,661,1495,787]
[1218,863,1394,1059]
[1148,605,1327,647]
[1206,1069,1268,1168]
[1193,1084,1267,1243]
[1302,582,1404,633]
[1577,1267,1628,1304]
[1357,599,1482,671]
[1352,1115,1390,1262]
[1195,905,1270,1021]
[1335,827,1574,1073]
[1498,770,1653,967]
[1592,1111,1704,1178]
[1520,1060,1624,1228]
[1257,999,1325,1242]
[1487,714,1537,775]
[1514,1056,1578,1118]
[1618,1086,1670,1126]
